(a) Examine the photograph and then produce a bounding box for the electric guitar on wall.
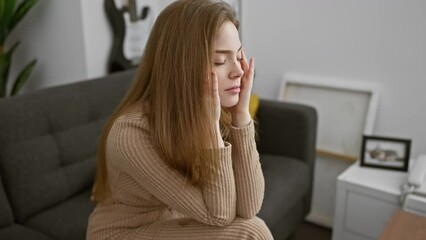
[105,0,155,73]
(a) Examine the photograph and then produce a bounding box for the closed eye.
[215,61,226,66]
[215,58,242,65]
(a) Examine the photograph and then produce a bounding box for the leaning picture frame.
[360,135,411,172]
[279,72,381,227]
[279,72,380,161]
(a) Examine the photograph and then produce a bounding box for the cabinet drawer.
[345,191,398,239]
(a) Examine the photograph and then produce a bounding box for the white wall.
[242,0,426,227]
[80,0,110,79]
[7,0,175,93]
[243,0,426,158]
[7,0,87,94]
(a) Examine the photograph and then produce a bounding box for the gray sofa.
[0,69,317,240]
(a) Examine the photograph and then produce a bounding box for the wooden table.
[379,209,426,240]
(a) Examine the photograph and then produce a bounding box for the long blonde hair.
[92,0,239,203]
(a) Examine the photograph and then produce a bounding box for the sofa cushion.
[0,126,100,222]
[258,154,311,228]
[25,190,94,240]
[0,174,14,228]
[0,70,135,222]
[0,224,51,240]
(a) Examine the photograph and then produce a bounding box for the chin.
[221,97,239,108]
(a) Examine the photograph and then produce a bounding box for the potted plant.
[0,0,39,98]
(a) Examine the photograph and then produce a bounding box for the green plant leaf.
[0,54,7,97]
[5,41,20,55]
[9,0,38,33]
[0,0,5,22]
[0,0,13,45]
[0,41,20,97]
[11,58,36,96]
[1,41,20,75]
[3,0,15,31]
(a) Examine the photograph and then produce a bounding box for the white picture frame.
[279,72,380,161]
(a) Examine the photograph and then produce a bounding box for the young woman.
[87,0,273,239]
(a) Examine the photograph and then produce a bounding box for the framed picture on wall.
[360,135,411,172]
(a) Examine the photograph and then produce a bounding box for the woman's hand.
[211,72,221,123]
[231,49,254,127]
[211,72,225,147]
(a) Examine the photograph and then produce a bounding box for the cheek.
[214,71,227,92]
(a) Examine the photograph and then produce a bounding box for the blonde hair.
[92,0,239,203]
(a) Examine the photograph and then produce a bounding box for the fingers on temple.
[249,57,255,74]
[241,48,249,71]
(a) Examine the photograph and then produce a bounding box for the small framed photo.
[360,135,411,172]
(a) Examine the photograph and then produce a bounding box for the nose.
[230,61,244,80]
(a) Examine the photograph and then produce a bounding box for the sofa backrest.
[0,173,14,228]
[0,70,136,223]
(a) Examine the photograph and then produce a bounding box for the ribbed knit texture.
[86,106,272,239]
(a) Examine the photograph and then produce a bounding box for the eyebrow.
[215,45,242,54]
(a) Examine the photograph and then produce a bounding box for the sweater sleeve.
[109,117,236,227]
[229,120,265,218]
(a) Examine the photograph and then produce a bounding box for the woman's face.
[213,21,244,108]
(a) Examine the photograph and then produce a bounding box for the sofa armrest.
[256,99,317,168]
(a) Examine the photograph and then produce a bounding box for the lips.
[225,86,240,91]
[225,85,241,93]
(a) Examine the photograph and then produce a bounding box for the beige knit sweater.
[86,106,266,239]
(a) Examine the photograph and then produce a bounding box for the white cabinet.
[332,162,408,240]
